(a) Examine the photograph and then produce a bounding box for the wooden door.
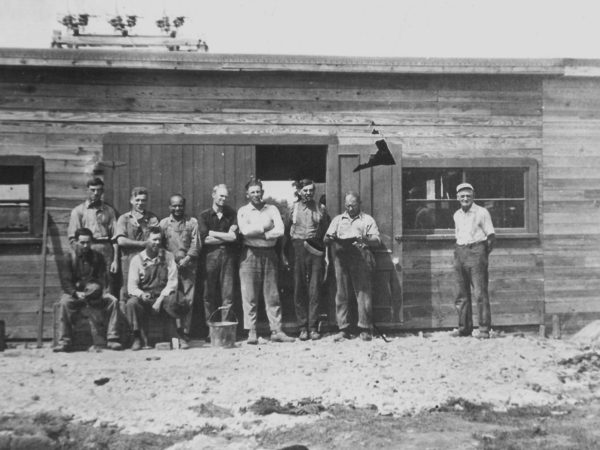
[103,143,255,217]
[326,141,403,325]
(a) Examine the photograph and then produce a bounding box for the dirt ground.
[1,330,600,449]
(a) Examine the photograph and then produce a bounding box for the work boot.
[53,342,71,353]
[131,337,142,351]
[179,339,190,350]
[107,341,123,351]
[299,329,309,341]
[333,330,351,342]
[247,329,258,345]
[359,331,372,342]
[310,331,321,341]
[270,331,295,343]
[88,345,103,352]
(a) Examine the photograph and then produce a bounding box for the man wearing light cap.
[453,182,495,339]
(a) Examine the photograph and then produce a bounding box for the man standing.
[453,183,495,339]
[283,179,329,341]
[114,187,159,302]
[126,227,188,350]
[199,184,238,327]
[159,194,200,349]
[54,228,122,352]
[67,178,119,296]
[237,179,294,344]
[325,191,380,341]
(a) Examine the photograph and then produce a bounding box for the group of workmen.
[55,176,495,352]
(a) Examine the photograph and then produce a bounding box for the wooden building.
[1,48,599,339]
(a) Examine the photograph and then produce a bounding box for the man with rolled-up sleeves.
[237,179,294,345]
[159,194,200,349]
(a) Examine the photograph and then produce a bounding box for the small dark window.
[403,158,537,235]
[0,156,44,238]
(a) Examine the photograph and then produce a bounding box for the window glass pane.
[0,184,29,201]
[0,204,30,232]
[485,200,525,228]
[465,169,525,198]
[404,200,455,230]
[404,169,462,200]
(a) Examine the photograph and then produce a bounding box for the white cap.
[456,182,474,193]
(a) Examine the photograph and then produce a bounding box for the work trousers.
[202,247,236,322]
[239,246,282,332]
[91,241,119,298]
[292,240,323,332]
[453,242,491,335]
[177,265,196,335]
[125,292,185,336]
[57,293,120,346]
[119,253,134,303]
[332,244,373,331]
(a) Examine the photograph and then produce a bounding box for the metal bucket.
[207,306,238,348]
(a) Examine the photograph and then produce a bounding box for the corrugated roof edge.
[0,47,584,75]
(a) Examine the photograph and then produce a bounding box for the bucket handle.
[207,306,237,324]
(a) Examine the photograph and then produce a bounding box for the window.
[0,156,44,239]
[403,158,538,236]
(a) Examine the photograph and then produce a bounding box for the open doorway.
[255,145,328,325]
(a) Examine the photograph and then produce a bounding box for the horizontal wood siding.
[0,66,544,337]
[543,78,600,334]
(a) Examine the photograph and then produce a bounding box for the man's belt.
[456,241,486,249]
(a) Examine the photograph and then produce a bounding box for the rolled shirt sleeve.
[127,254,145,298]
[264,205,284,240]
[161,252,179,298]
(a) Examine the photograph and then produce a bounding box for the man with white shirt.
[324,191,380,342]
[453,183,496,339]
[125,227,189,350]
[237,179,294,344]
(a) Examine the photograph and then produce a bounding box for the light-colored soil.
[1,331,599,449]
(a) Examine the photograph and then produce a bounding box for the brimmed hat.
[456,182,474,193]
[303,238,325,257]
[82,281,103,302]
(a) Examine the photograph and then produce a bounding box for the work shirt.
[453,203,495,245]
[199,205,238,250]
[326,211,381,243]
[62,249,107,297]
[128,249,178,299]
[288,200,326,240]
[158,215,201,258]
[237,202,284,248]
[113,210,160,257]
[67,200,118,242]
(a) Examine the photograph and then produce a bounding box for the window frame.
[402,157,538,240]
[0,155,45,242]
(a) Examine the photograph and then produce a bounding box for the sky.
[0,0,599,58]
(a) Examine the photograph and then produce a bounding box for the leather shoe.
[179,339,190,350]
[131,337,142,351]
[271,331,295,343]
[247,330,258,345]
[333,330,351,342]
[299,329,309,341]
[310,331,321,341]
[107,341,123,351]
[359,331,372,341]
[53,342,71,353]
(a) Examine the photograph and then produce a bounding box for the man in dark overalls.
[54,227,123,352]
[125,227,189,350]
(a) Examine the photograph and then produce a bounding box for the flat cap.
[456,182,474,193]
